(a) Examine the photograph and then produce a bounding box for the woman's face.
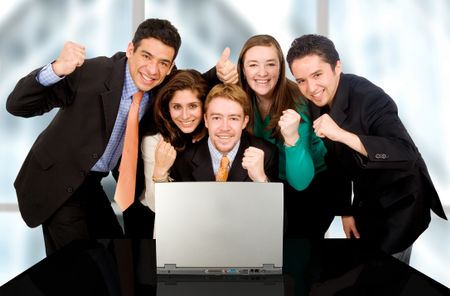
[243,45,280,99]
[169,89,203,133]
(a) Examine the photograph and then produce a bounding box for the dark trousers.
[42,172,124,255]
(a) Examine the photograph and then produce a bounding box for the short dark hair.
[132,18,181,60]
[287,34,340,71]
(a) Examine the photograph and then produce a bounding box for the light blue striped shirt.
[207,137,240,175]
[37,62,151,172]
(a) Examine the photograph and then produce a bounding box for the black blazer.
[6,52,219,228]
[310,73,446,253]
[6,53,134,227]
[171,132,279,182]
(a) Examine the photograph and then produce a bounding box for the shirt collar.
[207,137,240,165]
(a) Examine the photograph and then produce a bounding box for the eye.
[313,73,321,79]
[296,79,305,85]
[171,104,181,110]
[159,61,170,69]
[142,53,150,60]
[188,103,200,110]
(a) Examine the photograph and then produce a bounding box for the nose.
[257,65,268,76]
[306,80,316,93]
[181,107,189,119]
[146,60,159,75]
[220,118,230,130]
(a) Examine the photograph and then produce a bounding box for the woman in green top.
[237,34,336,237]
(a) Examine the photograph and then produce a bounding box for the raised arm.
[6,41,86,117]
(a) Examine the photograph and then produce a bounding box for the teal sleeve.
[284,121,315,191]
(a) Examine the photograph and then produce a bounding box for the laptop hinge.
[163,264,177,270]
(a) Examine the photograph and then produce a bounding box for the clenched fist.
[52,41,86,77]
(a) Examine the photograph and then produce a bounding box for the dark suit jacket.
[6,53,132,227]
[171,132,279,182]
[5,52,217,228]
[310,73,446,254]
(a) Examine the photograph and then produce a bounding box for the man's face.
[126,37,175,92]
[204,97,249,154]
[290,54,341,107]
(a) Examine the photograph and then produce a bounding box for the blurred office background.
[0,0,449,288]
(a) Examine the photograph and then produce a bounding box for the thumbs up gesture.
[216,47,239,84]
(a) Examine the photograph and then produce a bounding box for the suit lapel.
[191,139,216,181]
[101,54,127,142]
[228,133,249,181]
[330,73,350,126]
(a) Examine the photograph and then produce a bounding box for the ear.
[167,63,175,75]
[334,60,342,75]
[242,115,249,129]
[126,42,134,58]
[204,113,209,129]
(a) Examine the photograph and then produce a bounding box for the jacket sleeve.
[6,66,80,118]
[264,142,280,183]
[355,92,418,170]
[201,67,221,89]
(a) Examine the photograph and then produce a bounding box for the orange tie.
[114,91,144,211]
[216,155,229,182]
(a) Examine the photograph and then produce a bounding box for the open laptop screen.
[155,182,284,275]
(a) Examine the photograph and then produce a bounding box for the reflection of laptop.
[155,182,284,275]
[157,275,284,296]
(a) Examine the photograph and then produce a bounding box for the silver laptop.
[155,182,284,275]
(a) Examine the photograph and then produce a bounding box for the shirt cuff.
[36,63,64,86]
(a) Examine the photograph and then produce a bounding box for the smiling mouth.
[255,79,270,85]
[141,72,157,84]
[310,89,324,100]
[179,120,196,126]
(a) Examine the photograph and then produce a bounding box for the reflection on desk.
[0,239,449,296]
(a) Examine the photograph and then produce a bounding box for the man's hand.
[313,114,368,156]
[153,138,176,179]
[216,47,238,84]
[313,113,344,141]
[341,216,360,239]
[242,147,267,182]
[278,109,301,146]
[52,41,86,77]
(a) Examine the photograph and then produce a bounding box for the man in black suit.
[6,18,238,255]
[171,84,278,183]
[286,34,447,263]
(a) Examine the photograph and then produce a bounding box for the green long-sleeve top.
[253,99,327,191]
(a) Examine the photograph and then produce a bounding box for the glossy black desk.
[1,239,449,296]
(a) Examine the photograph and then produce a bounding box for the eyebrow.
[310,69,322,76]
[246,58,277,63]
[209,112,242,118]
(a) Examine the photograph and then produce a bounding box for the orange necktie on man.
[216,155,229,182]
[114,91,144,211]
